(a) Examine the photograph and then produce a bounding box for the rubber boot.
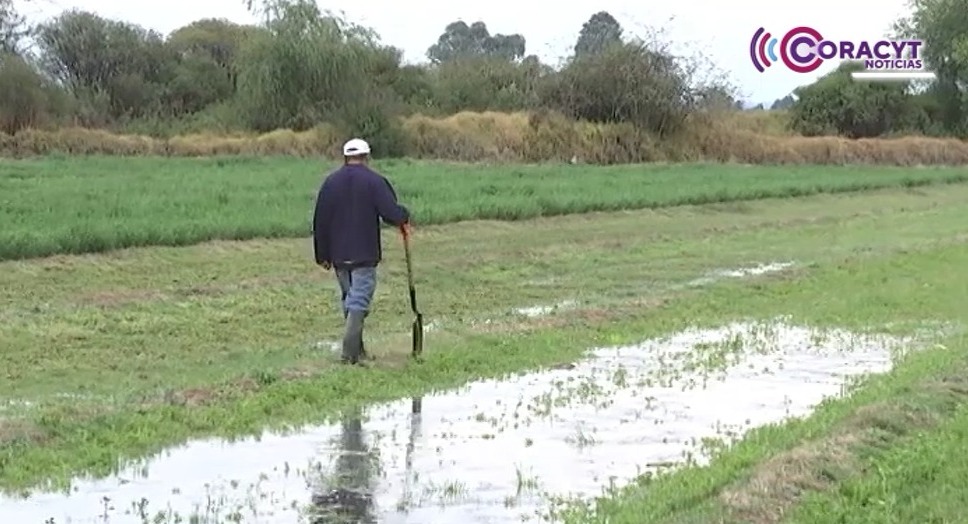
[341,310,366,365]
[361,310,372,360]
[343,308,369,360]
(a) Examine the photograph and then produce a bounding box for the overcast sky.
[16,0,913,106]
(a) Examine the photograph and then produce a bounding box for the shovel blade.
[411,314,424,357]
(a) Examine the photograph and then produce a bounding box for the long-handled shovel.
[400,223,423,358]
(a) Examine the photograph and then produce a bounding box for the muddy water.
[2,321,911,524]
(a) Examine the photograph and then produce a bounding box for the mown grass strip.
[2,240,965,497]
[2,155,967,260]
[788,392,968,523]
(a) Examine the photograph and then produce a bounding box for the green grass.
[5,184,968,401]
[4,183,968,500]
[790,401,968,523]
[2,155,968,260]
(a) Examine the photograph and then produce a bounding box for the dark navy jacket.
[312,164,410,268]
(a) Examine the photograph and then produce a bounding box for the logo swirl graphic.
[750,26,825,73]
[749,27,778,73]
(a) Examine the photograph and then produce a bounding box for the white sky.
[16,0,913,105]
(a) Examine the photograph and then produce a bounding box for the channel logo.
[750,25,935,81]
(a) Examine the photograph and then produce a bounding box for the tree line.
[0,0,965,146]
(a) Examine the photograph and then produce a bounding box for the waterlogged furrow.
[0,320,916,524]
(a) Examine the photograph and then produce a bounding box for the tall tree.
[894,0,968,133]
[0,53,51,134]
[234,0,408,155]
[0,0,30,55]
[166,19,256,112]
[36,10,175,118]
[574,11,623,57]
[426,20,525,63]
[548,40,694,136]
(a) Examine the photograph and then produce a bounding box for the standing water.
[2,320,912,523]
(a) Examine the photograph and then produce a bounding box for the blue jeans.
[335,266,378,316]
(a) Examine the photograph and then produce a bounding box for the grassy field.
[2,160,968,522]
[2,156,968,261]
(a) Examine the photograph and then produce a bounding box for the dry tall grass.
[1,110,966,165]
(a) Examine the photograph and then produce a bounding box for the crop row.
[2,156,967,261]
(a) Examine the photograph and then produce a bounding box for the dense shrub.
[3,111,968,167]
[789,62,927,138]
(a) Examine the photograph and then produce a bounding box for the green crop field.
[2,158,968,523]
[2,156,968,260]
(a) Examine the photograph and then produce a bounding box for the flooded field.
[2,319,915,524]
[313,261,801,351]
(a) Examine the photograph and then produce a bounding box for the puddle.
[513,300,578,318]
[715,261,796,278]
[684,261,796,287]
[313,340,341,352]
[2,319,919,524]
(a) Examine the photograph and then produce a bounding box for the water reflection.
[0,322,913,524]
[310,398,423,523]
[402,397,422,509]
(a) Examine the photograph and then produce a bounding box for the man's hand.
[401,221,412,237]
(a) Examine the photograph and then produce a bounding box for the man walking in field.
[312,138,411,365]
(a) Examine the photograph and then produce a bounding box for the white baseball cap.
[342,138,371,157]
